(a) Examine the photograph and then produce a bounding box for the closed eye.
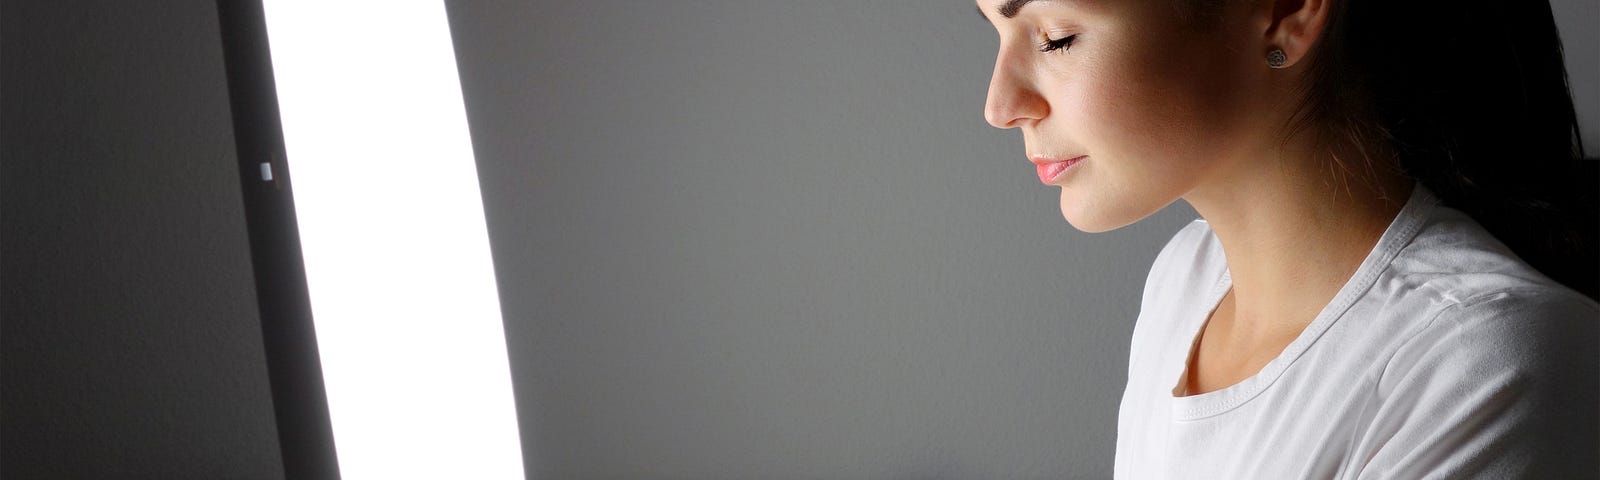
[1039,34,1077,54]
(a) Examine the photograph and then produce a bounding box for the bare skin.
[977,0,1414,395]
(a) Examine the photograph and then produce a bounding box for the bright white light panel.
[260,1,525,478]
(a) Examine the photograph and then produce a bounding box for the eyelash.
[1038,34,1078,54]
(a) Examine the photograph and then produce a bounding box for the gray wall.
[447,2,1180,478]
[3,0,1597,479]
[1558,0,1600,151]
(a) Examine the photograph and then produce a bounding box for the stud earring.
[1267,49,1288,68]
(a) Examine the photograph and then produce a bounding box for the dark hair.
[1184,0,1599,301]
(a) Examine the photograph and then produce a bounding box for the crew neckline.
[1169,181,1439,420]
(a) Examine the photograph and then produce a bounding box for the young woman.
[976,0,1599,477]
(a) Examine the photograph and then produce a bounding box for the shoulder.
[1387,203,1574,302]
[1380,287,1598,399]
[1157,217,1216,263]
[1131,219,1226,341]
[1144,218,1220,288]
[1362,288,1599,477]
[1371,199,1595,333]
[1380,203,1598,389]
[1126,218,1223,376]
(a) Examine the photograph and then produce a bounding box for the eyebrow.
[976,0,1045,21]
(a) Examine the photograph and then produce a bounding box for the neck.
[1184,141,1413,341]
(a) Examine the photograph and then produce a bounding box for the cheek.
[1057,71,1197,196]
[1077,47,1240,186]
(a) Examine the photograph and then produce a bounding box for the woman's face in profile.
[979,0,1273,232]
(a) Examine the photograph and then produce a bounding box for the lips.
[1032,155,1086,184]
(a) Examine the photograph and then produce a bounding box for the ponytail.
[1287,0,1599,301]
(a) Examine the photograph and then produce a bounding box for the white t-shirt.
[1114,181,1600,479]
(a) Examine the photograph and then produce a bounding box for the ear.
[1258,0,1331,68]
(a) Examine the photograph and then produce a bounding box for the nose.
[983,51,1048,129]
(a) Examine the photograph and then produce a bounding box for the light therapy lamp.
[215,1,525,478]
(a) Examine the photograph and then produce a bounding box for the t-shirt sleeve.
[1355,290,1600,479]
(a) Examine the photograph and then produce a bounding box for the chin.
[1061,212,1122,233]
[1058,189,1145,233]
